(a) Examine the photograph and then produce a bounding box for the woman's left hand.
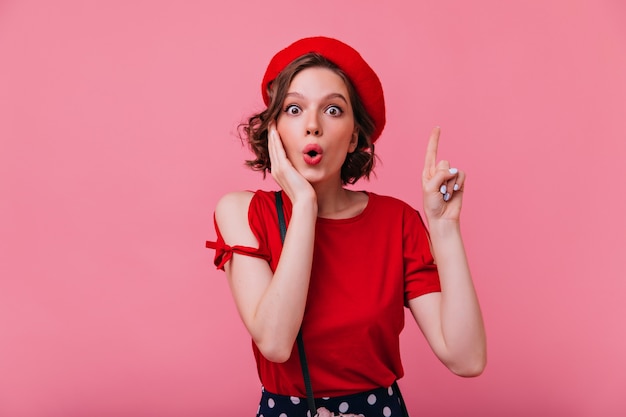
[421,127,466,223]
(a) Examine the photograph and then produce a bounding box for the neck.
[311,179,360,219]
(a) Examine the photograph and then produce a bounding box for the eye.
[325,105,343,117]
[284,104,301,115]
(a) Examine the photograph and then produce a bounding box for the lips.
[302,143,323,165]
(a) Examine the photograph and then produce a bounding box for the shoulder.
[367,192,427,229]
[214,190,276,244]
[368,192,418,213]
[215,190,277,216]
[215,191,254,221]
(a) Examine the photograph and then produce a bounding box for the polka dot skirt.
[256,384,406,417]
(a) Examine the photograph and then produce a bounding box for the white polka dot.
[290,396,300,404]
[383,406,392,417]
[322,397,330,400]
[268,398,275,408]
[367,393,377,405]
[279,414,288,417]
[338,402,349,413]
[388,386,394,396]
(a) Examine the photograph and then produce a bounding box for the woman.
[207,36,486,417]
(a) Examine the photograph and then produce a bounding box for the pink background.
[1,1,625,416]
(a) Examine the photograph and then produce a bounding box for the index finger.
[423,126,440,178]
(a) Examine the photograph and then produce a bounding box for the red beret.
[261,36,386,143]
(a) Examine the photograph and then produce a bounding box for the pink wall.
[1,1,625,416]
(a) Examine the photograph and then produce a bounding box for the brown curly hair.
[239,53,377,185]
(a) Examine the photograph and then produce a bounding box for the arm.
[215,125,318,363]
[216,191,316,363]
[409,127,487,377]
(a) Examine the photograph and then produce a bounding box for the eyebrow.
[285,92,349,104]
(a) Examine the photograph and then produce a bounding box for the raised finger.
[423,126,440,179]
[424,159,450,193]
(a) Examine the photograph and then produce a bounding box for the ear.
[348,130,359,153]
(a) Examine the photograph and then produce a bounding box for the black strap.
[274,191,317,417]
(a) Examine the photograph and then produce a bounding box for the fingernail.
[449,168,458,175]
[439,185,447,194]
[443,193,451,202]
[453,184,460,191]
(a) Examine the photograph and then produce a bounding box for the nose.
[306,113,322,136]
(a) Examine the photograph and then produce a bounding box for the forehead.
[287,66,350,98]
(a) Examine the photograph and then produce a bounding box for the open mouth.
[303,144,323,165]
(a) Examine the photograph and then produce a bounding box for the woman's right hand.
[268,122,316,205]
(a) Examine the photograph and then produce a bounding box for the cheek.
[335,123,357,148]
[276,115,294,138]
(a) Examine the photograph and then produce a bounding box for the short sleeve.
[205,212,271,271]
[403,207,441,304]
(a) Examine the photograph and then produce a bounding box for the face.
[276,66,358,185]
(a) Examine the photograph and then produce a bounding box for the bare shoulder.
[214,191,257,246]
[215,191,255,219]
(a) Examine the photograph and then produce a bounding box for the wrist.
[291,198,318,218]
[426,218,462,239]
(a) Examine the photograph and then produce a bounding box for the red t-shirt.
[206,190,440,397]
